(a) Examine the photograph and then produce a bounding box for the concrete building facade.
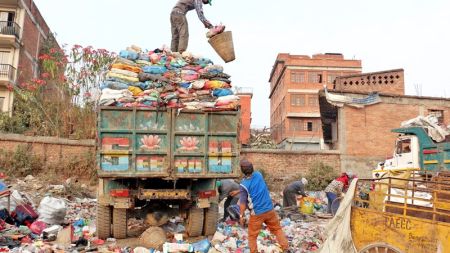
[0,0,53,115]
[268,53,361,150]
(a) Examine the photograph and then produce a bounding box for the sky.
[34,0,450,128]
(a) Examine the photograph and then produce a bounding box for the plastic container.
[208,31,235,63]
[299,197,315,215]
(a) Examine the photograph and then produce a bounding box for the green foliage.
[305,161,339,191]
[0,34,115,139]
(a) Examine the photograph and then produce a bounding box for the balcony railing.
[0,64,16,82]
[0,21,21,39]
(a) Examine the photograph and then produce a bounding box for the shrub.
[0,145,44,177]
[305,162,339,191]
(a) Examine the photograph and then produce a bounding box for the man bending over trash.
[239,159,290,253]
[170,0,213,53]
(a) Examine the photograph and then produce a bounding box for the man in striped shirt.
[171,0,214,53]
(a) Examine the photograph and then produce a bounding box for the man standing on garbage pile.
[282,177,308,207]
[239,159,290,253]
[324,172,356,214]
[170,0,214,53]
[217,179,240,221]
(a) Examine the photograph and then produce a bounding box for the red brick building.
[334,69,405,95]
[319,89,450,176]
[269,53,362,150]
[0,0,54,115]
[236,87,253,145]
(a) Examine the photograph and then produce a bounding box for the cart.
[350,177,450,253]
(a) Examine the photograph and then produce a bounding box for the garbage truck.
[372,126,450,179]
[96,107,241,239]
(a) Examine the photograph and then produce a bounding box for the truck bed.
[97,107,240,179]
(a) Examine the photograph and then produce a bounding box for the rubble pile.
[99,45,240,111]
[249,132,277,149]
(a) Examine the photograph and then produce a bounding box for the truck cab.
[373,127,450,179]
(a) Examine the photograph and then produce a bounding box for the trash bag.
[30,220,47,235]
[192,239,210,253]
[37,197,67,225]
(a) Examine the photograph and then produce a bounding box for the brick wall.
[0,134,342,191]
[241,149,341,191]
[334,69,404,95]
[0,133,95,168]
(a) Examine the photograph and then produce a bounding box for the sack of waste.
[37,196,67,225]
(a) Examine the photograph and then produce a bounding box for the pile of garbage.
[0,175,99,252]
[99,45,240,111]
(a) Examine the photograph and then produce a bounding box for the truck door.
[395,137,416,169]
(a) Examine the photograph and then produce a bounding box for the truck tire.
[113,208,127,239]
[97,205,111,239]
[203,203,219,236]
[186,207,204,237]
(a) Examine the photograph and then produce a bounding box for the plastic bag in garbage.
[37,196,67,225]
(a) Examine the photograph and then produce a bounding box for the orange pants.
[248,210,289,253]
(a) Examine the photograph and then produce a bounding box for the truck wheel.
[203,203,219,236]
[97,205,111,239]
[359,243,403,253]
[113,208,127,239]
[186,207,204,237]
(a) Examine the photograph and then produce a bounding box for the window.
[428,110,444,124]
[0,97,4,111]
[0,51,10,64]
[0,11,15,23]
[396,139,411,154]
[327,74,339,84]
[291,71,305,83]
[308,72,322,83]
[308,95,318,106]
[306,122,313,131]
[290,119,303,131]
[290,94,305,106]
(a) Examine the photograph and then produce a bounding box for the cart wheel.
[331,197,343,216]
[359,243,403,253]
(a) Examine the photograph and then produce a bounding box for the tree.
[0,34,116,138]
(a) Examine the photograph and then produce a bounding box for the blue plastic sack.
[119,50,138,60]
[213,88,233,97]
[142,66,167,75]
[192,239,210,253]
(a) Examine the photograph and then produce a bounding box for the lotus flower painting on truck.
[178,137,200,151]
[140,135,161,150]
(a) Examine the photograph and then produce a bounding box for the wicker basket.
[139,226,166,249]
[208,31,235,63]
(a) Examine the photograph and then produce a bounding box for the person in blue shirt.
[239,159,290,253]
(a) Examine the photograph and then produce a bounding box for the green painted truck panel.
[392,127,450,172]
[97,107,240,179]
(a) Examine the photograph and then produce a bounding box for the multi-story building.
[269,53,362,150]
[236,87,253,146]
[0,0,53,115]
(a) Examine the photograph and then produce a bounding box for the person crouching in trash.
[282,177,308,207]
[238,159,291,253]
[216,179,240,222]
[324,172,356,214]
